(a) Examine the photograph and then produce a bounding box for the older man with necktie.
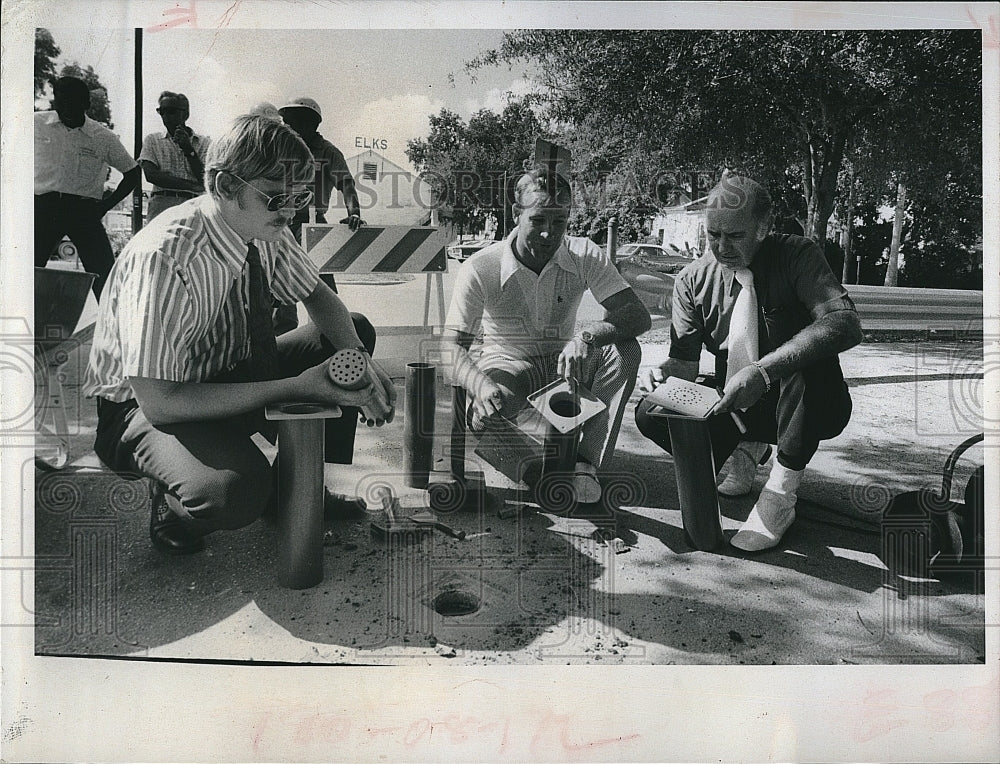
[635,175,862,551]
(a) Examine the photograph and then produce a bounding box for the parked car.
[446,238,494,261]
[616,243,696,274]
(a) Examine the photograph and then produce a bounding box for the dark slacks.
[635,364,852,473]
[94,316,375,535]
[35,193,117,299]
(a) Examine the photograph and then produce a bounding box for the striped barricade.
[303,224,449,274]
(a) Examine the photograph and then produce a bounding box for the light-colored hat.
[279,96,322,121]
[248,101,282,121]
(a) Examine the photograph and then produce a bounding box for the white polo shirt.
[34,111,138,198]
[446,228,631,359]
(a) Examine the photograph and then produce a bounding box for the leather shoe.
[323,490,367,519]
[718,443,772,497]
[149,485,204,555]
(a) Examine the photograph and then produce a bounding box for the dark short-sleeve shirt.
[669,234,855,380]
[306,132,352,212]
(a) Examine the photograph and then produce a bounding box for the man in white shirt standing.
[34,76,141,298]
[139,91,212,221]
[445,167,651,505]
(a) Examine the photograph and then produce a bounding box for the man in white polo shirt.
[34,76,141,298]
[445,167,651,504]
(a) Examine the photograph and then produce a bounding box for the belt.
[37,191,97,202]
[151,190,198,198]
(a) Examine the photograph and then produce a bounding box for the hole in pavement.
[433,590,481,617]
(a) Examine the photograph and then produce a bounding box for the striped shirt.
[84,195,320,402]
[138,130,211,191]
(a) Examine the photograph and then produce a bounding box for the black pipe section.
[404,363,436,488]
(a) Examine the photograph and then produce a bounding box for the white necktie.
[726,268,759,384]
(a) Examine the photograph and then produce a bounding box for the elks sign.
[355,137,388,150]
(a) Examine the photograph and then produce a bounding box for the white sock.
[764,461,805,501]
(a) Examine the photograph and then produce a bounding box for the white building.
[345,150,435,227]
[649,196,707,256]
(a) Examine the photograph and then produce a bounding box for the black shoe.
[149,485,205,555]
[323,491,368,519]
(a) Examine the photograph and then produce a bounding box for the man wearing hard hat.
[279,96,364,238]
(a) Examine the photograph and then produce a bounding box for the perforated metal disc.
[328,348,368,390]
[645,377,719,418]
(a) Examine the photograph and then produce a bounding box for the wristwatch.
[578,330,596,346]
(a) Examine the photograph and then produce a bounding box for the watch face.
[581,331,595,345]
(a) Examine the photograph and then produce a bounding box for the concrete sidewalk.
[30,325,986,665]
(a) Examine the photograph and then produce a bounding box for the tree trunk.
[840,173,856,283]
[884,181,906,287]
[804,124,847,245]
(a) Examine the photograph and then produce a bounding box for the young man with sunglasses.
[139,91,212,221]
[85,114,396,555]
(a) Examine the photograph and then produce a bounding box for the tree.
[34,28,115,129]
[469,30,981,247]
[406,100,543,237]
[34,28,60,100]
[884,181,906,287]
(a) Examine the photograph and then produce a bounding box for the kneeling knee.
[185,466,273,530]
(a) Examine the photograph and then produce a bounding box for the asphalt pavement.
[28,269,987,665]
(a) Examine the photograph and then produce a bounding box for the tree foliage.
[34,28,60,99]
[33,29,115,128]
[406,100,543,236]
[468,29,982,285]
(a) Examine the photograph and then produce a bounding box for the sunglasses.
[229,172,313,212]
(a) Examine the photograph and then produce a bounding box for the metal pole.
[666,417,724,551]
[403,363,436,488]
[132,28,143,235]
[449,385,467,482]
[276,418,326,589]
[607,217,618,261]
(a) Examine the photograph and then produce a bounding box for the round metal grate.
[327,348,368,390]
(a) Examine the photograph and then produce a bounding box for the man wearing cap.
[276,96,365,334]
[445,167,650,506]
[278,96,363,239]
[635,175,862,551]
[139,91,212,221]
[34,75,141,299]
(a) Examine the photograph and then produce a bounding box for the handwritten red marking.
[853,688,910,743]
[530,712,640,756]
[922,674,1000,733]
[967,8,999,49]
[146,1,199,32]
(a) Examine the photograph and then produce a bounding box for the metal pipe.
[666,417,724,551]
[276,417,326,589]
[450,385,467,481]
[607,217,618,262]
[404,363,436,488]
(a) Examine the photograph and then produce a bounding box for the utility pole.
[131,27,143,235]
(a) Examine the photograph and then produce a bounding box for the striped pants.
[473,339,642,469]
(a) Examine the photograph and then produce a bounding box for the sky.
[39,26,535,173]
